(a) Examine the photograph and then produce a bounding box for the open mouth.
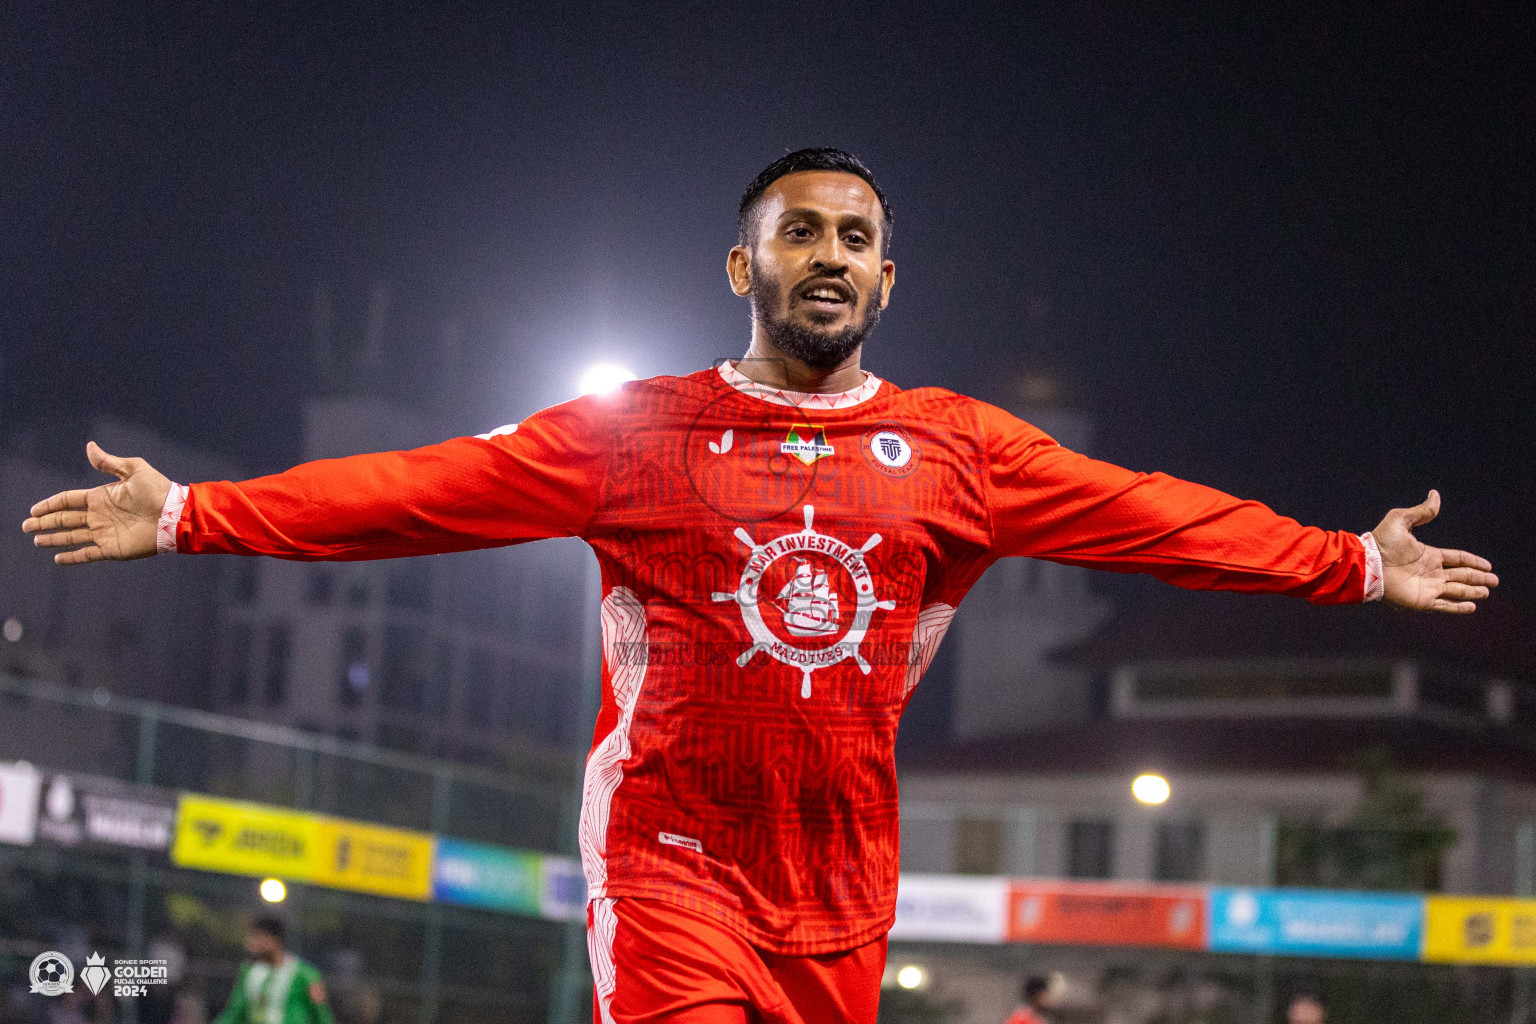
[797,280,853,313]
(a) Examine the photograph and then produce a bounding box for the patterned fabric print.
[588,898,620,1024]
[580,587,650,896]
[717,360,883,410]
[157,482,189,554]
[1359,532,1385,601]
[904,603,956,699]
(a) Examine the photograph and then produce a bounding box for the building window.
[307,568,335,607]
[386,560,432,612]
[345,576,370,608]
[263,624,290,707]
[1155,821,1206,882]
[1067,819,1115,879]
[954,817,1005,875]
[228,622,253,705]
[338,628,368,708]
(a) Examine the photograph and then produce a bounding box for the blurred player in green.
[214,916,334,1024]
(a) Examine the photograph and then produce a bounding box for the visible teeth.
[806,288,843,301]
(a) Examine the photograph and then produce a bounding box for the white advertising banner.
[890,873,1009,943]
[0,761,42,846]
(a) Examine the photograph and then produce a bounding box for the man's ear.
[879,260,895,309]
[727,246,753,297]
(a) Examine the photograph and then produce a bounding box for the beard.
[749,272,884,370]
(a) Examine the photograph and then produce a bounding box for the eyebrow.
[776,207,880,238]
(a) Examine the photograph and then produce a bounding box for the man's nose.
[809,238,848,273]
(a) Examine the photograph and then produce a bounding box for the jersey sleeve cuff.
[1360,531,1384,602]
[157,482,188,555]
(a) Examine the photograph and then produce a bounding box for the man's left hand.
[1373,490,1497,613]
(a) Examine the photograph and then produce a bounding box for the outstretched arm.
[980,404,1496,613]
[24,396,611,563]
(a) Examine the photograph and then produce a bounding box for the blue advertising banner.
[1207,887,1424,959]
[432,838,587,920]
[540,855,587,921]
[432,838,545,915]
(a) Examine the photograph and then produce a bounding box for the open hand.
[1373,490,1497,614]
[22,442,171,564]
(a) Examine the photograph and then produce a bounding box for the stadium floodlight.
[1132,773,1171,805]
[259,878,287,903]
[895,965,927,990]
[2,618,21,642]
[578,362,637,397]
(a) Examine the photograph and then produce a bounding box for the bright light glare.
[896,965,926,990]
[1132,773,1171,805]
[2,618,21,643]
[578,362,637,397]
[259,878,287,903]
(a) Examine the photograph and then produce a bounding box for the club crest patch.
[862,423,920,477]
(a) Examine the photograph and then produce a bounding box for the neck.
[260,951,284,966]
[739,325,865,394]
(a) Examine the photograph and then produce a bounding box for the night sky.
[4,8,1532,646]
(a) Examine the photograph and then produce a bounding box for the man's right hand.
[22,442,171,564]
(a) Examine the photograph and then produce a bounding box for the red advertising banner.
[1007,880,1206,949]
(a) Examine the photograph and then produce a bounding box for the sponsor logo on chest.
[712,504,898,699]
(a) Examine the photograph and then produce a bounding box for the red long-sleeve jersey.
[172,364,1379,954]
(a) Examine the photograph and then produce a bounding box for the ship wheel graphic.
[712,504,898,698]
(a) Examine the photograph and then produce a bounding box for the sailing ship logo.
[712,505,897,698]
[773,560,841,638]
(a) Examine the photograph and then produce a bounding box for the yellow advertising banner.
[311,818,433,901]
[1423,896,1536,965]
[171,795,321,880]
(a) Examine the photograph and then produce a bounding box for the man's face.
[729,170,895,368]
[1287,996,1325,1024]
[245,928,281,961]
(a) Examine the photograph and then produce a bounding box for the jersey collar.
[716,360,883,410]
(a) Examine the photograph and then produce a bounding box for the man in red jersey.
[25,149,1497,1023]
[1003,976,1055,1024]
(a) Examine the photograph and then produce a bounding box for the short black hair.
[737,148,893,254]
[250,915,286,944]
[1023,976,1050,1001]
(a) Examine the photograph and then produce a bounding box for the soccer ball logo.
[712,504,897,698]
[29,951,74,996]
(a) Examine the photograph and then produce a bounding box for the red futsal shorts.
[587,897,887,1024]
